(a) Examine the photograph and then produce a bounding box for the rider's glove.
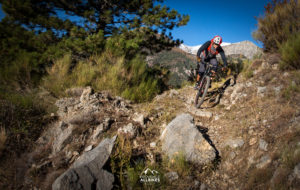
[196,56,201,63]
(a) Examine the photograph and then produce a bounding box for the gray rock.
[248,156,255,165]
[92,124,105,140]
[256,155,272,168]
[272,64,279,70]
[103,118,113,130]
[187,103,213,118]
[154,92,167,101]
[273,86,282,96]
[55,98,80,118]
[169,89,179,97]
[194,110,213,118]
[257,87,267,97]
[200,183,208,190]
[293,163,300,179]
[84,145,93,152]
[117,123,137,139]
[223,86,234,97]
[165,171,179,182]
[229,152,236,160]
[68,112,95,125]
[194,180,200,187]
[261,61,269,69]
[249,138,257,146]
[161,114,216,164]
[52,122,74,154]
[246,82,253,87]
[150,142,156,148]
[225,105,231,110]
[224,138,244,149]
[52,136,116,190]
[80,86,93,103]
[65,87,85,97]
[230,83,245,104]
[263,120,268,125]
[132,113,145,126]
[259,139,268,151]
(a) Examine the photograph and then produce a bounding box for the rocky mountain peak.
[179,40,262,59]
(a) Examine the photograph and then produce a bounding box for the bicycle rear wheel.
[195,76,211,108]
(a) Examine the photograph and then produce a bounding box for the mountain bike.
[194,63,215,108]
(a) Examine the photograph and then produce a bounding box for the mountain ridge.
[179,40,262,59]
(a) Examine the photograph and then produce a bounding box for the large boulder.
[52,136,116,190]
[161,113,216,164]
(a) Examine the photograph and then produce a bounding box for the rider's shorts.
[198,58,218,74]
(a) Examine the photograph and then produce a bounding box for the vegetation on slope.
[0,1,189,186]
[253,0,300,70]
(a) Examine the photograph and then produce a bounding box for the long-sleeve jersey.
[196,41,228,67]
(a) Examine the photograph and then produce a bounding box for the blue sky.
[0,1,270,47]
[163,0,271,47]
[0,4,4,20]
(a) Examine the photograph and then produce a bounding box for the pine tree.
[0,0,189,43]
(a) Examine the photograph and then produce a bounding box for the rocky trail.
[6,58,300,190]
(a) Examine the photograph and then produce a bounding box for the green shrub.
[281,70,300,100]
[0,98,49,154]
[110,136,132,189]
[42,49,167,102]
[126,159,145,188]
[253,0,300,52]
[240,59,254,79]
[279,32,300,70]
[162,152,192,177]
[281,81,300,100]
[42,54,73,96]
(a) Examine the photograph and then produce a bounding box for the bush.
[281,71,300,100]
[0,98,50,155]
[253,0,300,52]
[240,59,255,79]
[279,32,300,70]
[43,49,167,102]
[42,54,73,96]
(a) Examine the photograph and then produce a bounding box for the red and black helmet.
[212,35,222,45]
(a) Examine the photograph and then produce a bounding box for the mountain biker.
[194,36,228,89]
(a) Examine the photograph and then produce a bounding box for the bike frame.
[198,63,214,90]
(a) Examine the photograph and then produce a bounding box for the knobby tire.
[195,76,210,108]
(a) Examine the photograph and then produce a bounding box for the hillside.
[2,53,299,189]
[147,41,263,88]
[146,47,196,87]
[180,41,262,59]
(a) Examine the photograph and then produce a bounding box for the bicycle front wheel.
[195,76,211,108]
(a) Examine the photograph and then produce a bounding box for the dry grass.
[0,128,7,156]
[270,167,290,190]
[244,167,273,190]
[250,59,263,70]
[162,152,192,177]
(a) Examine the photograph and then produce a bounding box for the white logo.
[140,168,160,183]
